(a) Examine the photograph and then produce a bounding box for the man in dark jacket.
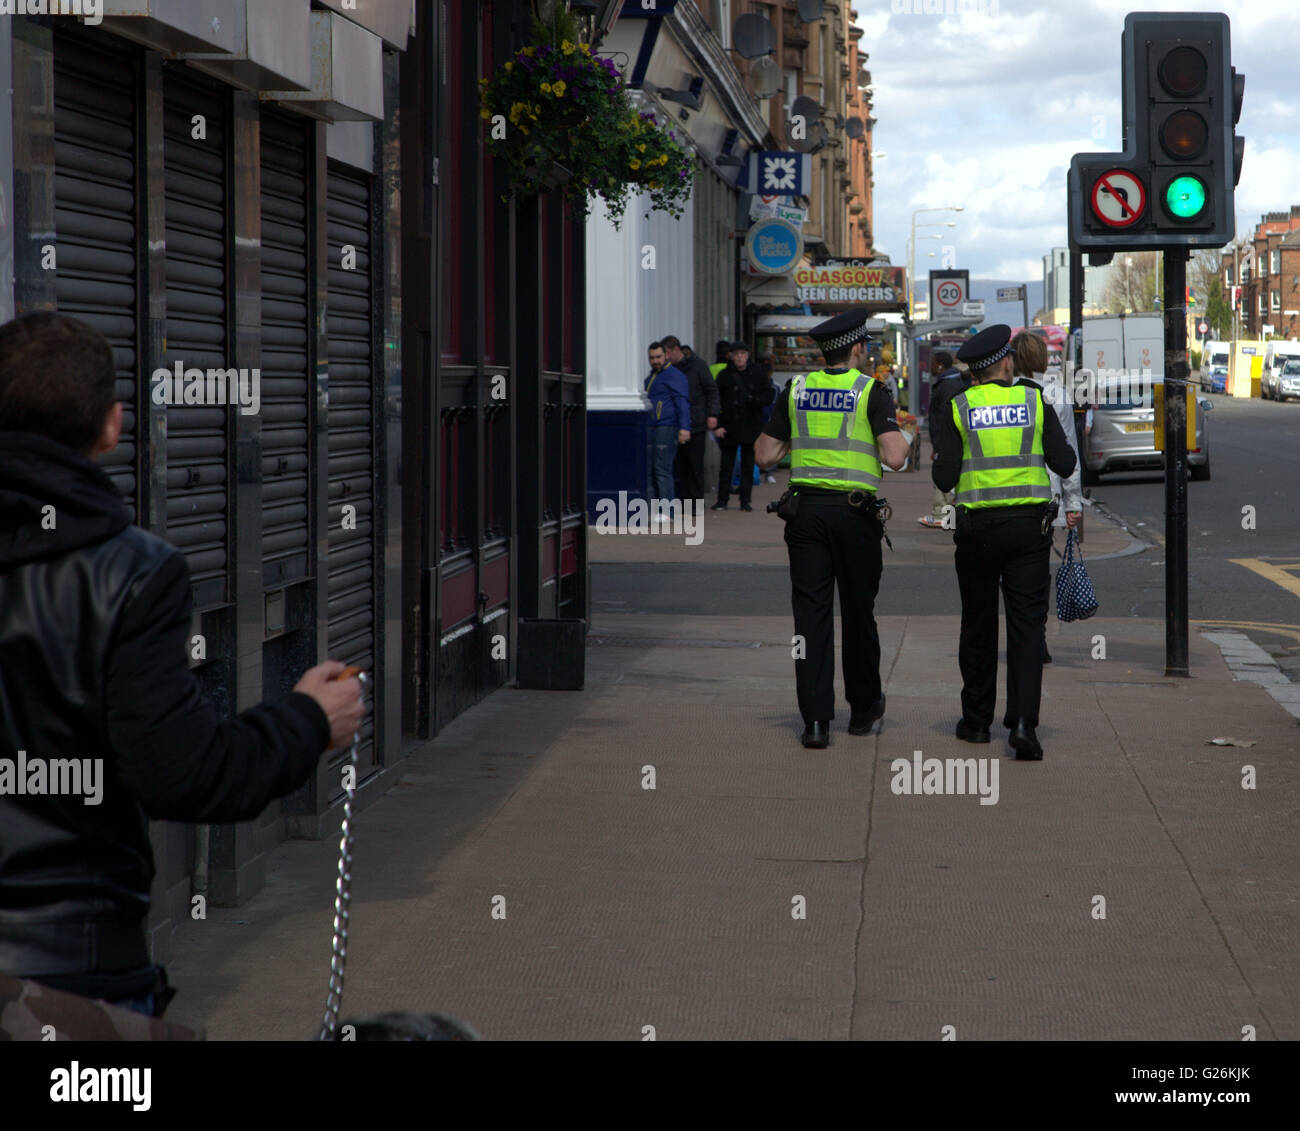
[661,334,720,503]
[712,342,775,511]
[0,312,362,1017]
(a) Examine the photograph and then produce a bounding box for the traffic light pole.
[1163,245,1190,677]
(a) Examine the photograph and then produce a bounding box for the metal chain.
[319,672,366,1041]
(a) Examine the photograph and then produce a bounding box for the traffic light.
[1068,12,1243,250]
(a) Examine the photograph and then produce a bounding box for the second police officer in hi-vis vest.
[756,311,912,749]
[931,324,1077,761]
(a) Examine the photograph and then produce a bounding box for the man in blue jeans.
[644,341,691,504]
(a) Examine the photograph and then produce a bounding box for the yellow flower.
[552,80,566,97]
[520,124,530,134]
[649,181,660,189]
[629,159,641,170]
[561,40,575,54]
[541,82,552,93]
[637,143,646,152]
[504,61,513,72]
[522,46,536,57]
[580,43,591,54]
[480,108,491,119]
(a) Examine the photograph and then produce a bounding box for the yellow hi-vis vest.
[789,369,882,492]
[951,382,1052,508]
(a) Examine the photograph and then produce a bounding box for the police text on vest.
[795,388,858,412]
[967,403,1029,430]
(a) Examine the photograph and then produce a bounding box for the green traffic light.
[1166,175,1207,219]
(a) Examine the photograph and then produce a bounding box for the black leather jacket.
[0,433,329,1001]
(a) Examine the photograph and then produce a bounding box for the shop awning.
[743,273,801,309]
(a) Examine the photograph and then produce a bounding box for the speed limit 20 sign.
[929,269,970,319]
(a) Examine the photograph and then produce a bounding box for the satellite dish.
[845,116,865,139]
[733,13,776,60]
[748,54,782,99]
[788,95,822,152]
[796,0,825,20]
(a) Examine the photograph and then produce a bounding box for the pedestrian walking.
[713,341,774,511]
[918,350,966,528]
[0,313,364,1018]
[755,311,912,749]
[1012,331,1083,664]
[932,324,1078,760]
[661,334,720,502]
[709,339,730,380]
[644,341,692,504]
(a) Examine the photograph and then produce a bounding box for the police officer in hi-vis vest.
[931,324,1077,760]
[756,311,912,749]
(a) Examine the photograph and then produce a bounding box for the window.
[783,68,798,121]
[1272,249,1281,273]
[1273,289,1281,312]
[1259,292,1266,315]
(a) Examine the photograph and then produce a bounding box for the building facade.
[1227,207,1300,339]
[0,0,604,962]
[586,0,875,513]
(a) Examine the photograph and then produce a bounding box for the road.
[595,391,1300,679]
[1083,391,1300,677]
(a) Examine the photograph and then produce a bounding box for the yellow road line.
[1193,619,1300,644]
[1229,558,1300,600]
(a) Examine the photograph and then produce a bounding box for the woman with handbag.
[1012,332,1083,662]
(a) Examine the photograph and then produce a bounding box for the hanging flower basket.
[479,7,694,227]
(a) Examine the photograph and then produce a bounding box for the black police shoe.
[740,502,753,511]
[955,718,991,744]
[711,501,728,510]
[801,721,830,749]
[847,696,886,735]
[1008,720,1043,760]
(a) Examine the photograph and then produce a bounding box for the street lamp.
[908,205,964,321]
[905,204,963,410]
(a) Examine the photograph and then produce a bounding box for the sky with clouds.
[854,0,1292,287]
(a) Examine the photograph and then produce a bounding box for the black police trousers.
[783,495,883,723]
[953,508,1052,728]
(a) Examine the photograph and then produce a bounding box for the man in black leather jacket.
[0,313,363,1016]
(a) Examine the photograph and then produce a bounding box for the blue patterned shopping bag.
[1055,528,1099,622]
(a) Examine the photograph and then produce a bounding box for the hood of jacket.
[0,432,131,570]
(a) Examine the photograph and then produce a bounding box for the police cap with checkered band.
[956,323,1013,371]
[809,310,873,354]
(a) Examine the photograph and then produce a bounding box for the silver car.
[1265,359,1300,401]
[1083,382,1212,484]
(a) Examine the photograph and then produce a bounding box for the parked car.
[1083,380,1213,484]
[1205,364,1228,394]
[1265,359,1300,401]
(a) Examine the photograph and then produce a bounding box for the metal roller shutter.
[52,32,139,514]
[326,163,377,778]
[259,112,312,586]
[163,73,230,608]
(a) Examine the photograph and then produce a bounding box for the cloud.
[860,0,1281,282]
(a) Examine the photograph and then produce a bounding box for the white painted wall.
[586,188,695,411]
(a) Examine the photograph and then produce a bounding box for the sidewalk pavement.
[165,465,1298,1041]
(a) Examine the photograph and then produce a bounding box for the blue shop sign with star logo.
[746,151,811,195]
